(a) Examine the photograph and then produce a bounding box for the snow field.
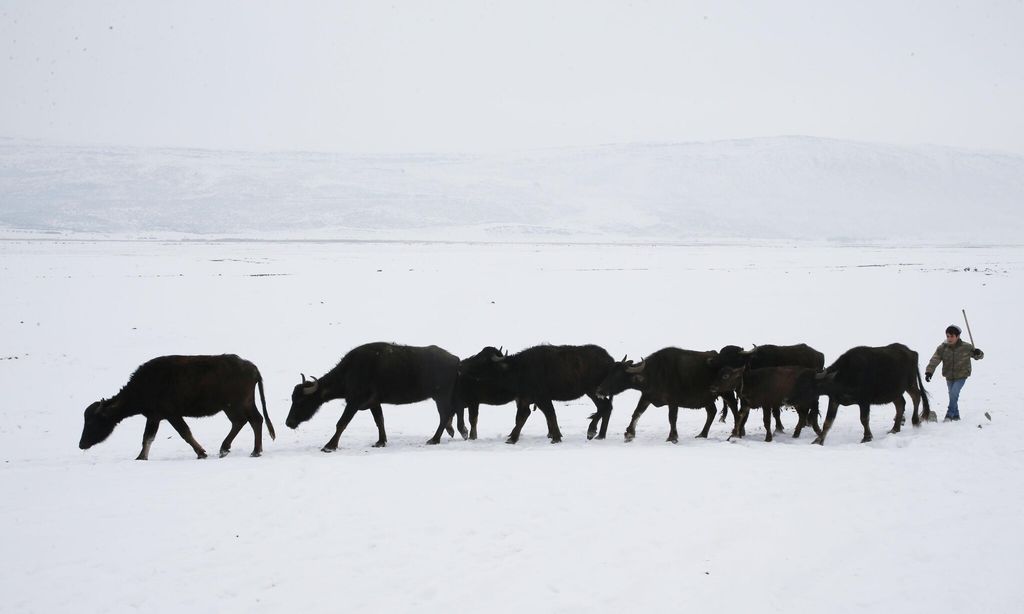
[0,240,1021,613]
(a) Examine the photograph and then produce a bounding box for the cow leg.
[323,400,366,452]
[219,417,246,457]
[427,396,456,445]
[243,404,265,457]
[537,400,562,443]
[585,393,607,440]
[793,407,807,438]
[166,416,208,459]
[455,407,469,440]
[859,403,873,443]
[773,407,785,434]
[723,394,740,432]
[624,397,651,442]
[889,396,906,434]
[364,403,386,447]
[739,401,751,437]
[696,403,716,438]
[667,405,679,443]
[762,407,774,443]
[908,386,922,427]
[813,398,840,445]
[136,416,161,460]
[506,399,532,444]
[808,405,823,436]
[598,397,613,439]
[596,395,613,440]
[468,403,480,440]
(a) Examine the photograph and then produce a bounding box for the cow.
[708,366,822,442]
[596,348,723,443]
[709,343,826,433]
[812,343,932,445]
[285,342,460,451]
[456,344,615,444]
[78,354,275,460]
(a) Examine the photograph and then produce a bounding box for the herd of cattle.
[78,341,933,460]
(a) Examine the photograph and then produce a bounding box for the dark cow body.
[597,347,722,443]
[813,343,931,444]
[456,344,614,444]
[285,343,460,451]
[711,343,826,433]
[710,366,822,442]
[78,354,275,460]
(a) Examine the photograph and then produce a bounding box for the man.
[925,325,984,421]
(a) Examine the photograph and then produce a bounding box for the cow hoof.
[505,437,518,445]
[861,436,873,443]
[425,438,441,446]
[250,451,261,458]
[624,432,635,443]
[888,427,900,435]
[586,430,597,440]
[219,449,230,458]
[927,414,938,423]
[550,438,562,444]
[321,446,336,453]
[594,434,606,440]
[812,437,824,446]
[445,426,455,438]
[373,441,387,448]
[459,429,469,440]
[764,436,773,443]
[196,451,208,459]
[695,434,708,439]
[667,436,678,444]
[469,434,478,441]
[134,455,148,461]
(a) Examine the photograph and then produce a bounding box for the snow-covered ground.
[3,136,1023,244]
[1,239,1020,613]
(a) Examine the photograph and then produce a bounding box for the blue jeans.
[946,378,967,419]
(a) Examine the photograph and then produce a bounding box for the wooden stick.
[962,308,976,346]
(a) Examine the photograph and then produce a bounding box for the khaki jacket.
[926,339,983,380]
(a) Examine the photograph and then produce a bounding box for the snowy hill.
[1,136,1021,243]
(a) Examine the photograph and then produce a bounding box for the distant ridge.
[1,136,1021,244]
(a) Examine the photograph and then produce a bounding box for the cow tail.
[257,371,276,440]
[916,365,931,421]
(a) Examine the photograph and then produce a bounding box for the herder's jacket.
[926,339,984,381]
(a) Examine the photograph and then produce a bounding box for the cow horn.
[301,373,319,394]
[621,354,627,363]
[626,358,646,374]
[498,346,503,354]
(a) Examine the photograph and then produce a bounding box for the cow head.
[709,366,745,395]
[79,399,119,450]
[708,345,748,370]
[459,346,513,381]
[286,374,325,429]
[597,357,646,398]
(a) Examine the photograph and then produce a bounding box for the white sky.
[1,0,1022,153]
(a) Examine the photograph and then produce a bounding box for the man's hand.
[925,372,933,382]
[972,348,983,358]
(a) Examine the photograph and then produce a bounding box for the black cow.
[709,366,822,442]
[597,348,723,443]
[710,343,826,432]
[812,343,932,445]
[285,342,460,451]
[457,344,614,444]
[78,354,275,460]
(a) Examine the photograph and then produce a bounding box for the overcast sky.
[1,0,1022,153]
